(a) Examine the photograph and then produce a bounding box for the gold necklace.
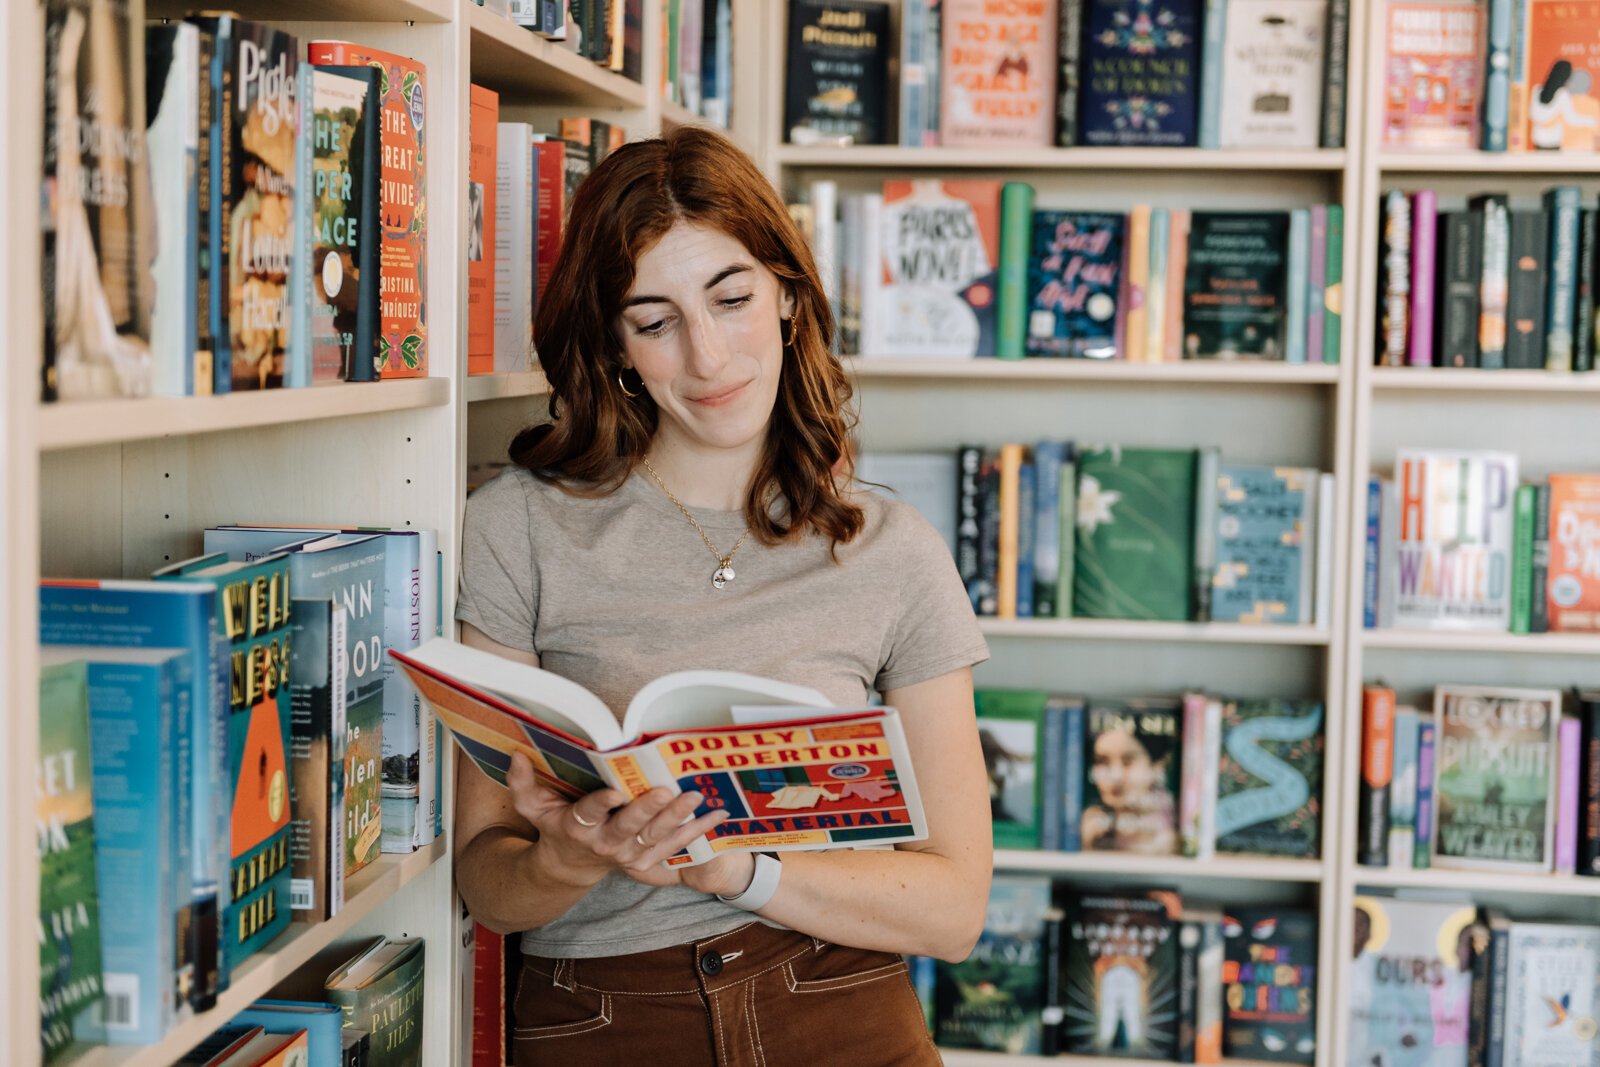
[640,458,751,590]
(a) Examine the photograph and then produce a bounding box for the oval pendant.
[712,564,735,589]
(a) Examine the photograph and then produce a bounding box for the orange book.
[1358,685,1397,866]
[997,444,1025,619]
[468,85,499,376]
[1163,210,1191,362]
[1122,206,1152,362]
[1523,0,1600,151]
[1381,1,1484,148]
[1547,473,1600,630]
[532,139,567,322]
[308,41,429,377]
[939,0,1058,147]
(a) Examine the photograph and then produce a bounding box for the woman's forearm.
[456,827,601,934]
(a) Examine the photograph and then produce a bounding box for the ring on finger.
[570,808,600,828]
[634,831,651,847]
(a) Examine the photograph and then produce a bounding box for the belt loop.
[553,957,577,992]
[810,937,827,952]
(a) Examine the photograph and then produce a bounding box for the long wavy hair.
[511,126,864,548]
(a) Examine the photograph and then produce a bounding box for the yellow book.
[997,443,1025,619]
[1124,205,1152,362]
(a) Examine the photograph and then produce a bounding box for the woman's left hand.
[676,851,757,899]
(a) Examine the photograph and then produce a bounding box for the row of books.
[498,0,643,79]
[1363,451,1600,633]
[798,178,1343,362]
[1383,0,1600,153]
[786,0,1350,150]
[1377,186,1600,371]
[913,878,1318,1062]
[978,689,1324,859]
[35,526,442,1049]
[43,9,432,400]
[861,446,1335,625]
[1357,683,1600,877]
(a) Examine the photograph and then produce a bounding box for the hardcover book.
[1073,446,1198,621]
[307,68,376,385]
[1433,684,1561,872]
[1392,449,1517,630]
[1218,0,1327,148]
[325,938,425,1067]
[933,875,1052,1053]
[1348,897,1478,1067]
[494,124,535,375]
[1079,0,1201,145]
[1547,473,1600,632]
[976,690,1047,850]
[1025,211,1124,359]
[467,85,498,376]
[879,179,1002,357]
[309,41,428,378]
[940,0,1059,147]
[146,22,201,397]
[1062,889,1182,1059]
[1081,698,1182,854]
[41,0,154,401]
[1524,0,1600,151]
[1381,1,1483,147]
[233,1000,345,1066]
[783,0,891,145]
[1183,212,1291,359]
[1502,923,1600,1067]
[1221,908,1317,1064]
[1215,699,1324,858]
[286,597,347,921]
[1210,465,1316,624]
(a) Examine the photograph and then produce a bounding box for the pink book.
[1408,191,1438,367]
[1557,715,1582,874]
[940,0,1058,147]
[1179,692,1208,856]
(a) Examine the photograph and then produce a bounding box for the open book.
[391,639,927,866]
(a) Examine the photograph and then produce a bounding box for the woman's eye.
[635,318,670,337]
[718,294,753,310]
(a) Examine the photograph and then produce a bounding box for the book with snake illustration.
[391,638,927,867]
[1215,698,1324,858]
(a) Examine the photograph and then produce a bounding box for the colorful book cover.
[325,938,425,1067]
[976,690,1048,849]
[1388,707,1421,866]
[1381,1,1484,147]
[1073,446,1198,621]
[1123,205,1152,362]
[1221,908,1317,1064]
[286,597,347,921]
[1079,0,1202,145]
[1183,212,1291,359]
[308,68,376,385]
[1433,684,1560,872]
[1082,698,1182,854]
[41,0,154,401]
[467,85,498,376]
[783,0,891,145]
[37,660,105,1062]
[1547,473,1600,632]
[1210,465,1316,624]
[1378,189,1411,367]
[146,22,201,397]
[1524,0,1600,151]
[1392,449,1518,630]
[933,875,1052,1053]
[1472,193,1511,369]
[940,0,1059,147]
[234,1000,345,1066]
[309,41,428,377]
[879,179,1002,357]
[1308,204,1327,363]
[1027,213,1123,359]
[1062,889,1182,1058]
[1214,699,1323,858]
[1218,0,1328,148]
[1503,924,1600,1067]
[1348,897,1478,1067]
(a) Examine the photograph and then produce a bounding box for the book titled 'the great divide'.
[1392,449,1518,630]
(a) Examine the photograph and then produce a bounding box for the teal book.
[234,999,345,1065]
[37,661,106,1063]
[996,182,1036,360]
[934,875,1053,1053]
[156,553,295,972]
[976,690,1049,850]
[1214,699,1324,858]
[1073,447,1199,621]
[1210,465,1316,625]
[1082,698,1181,854]
[325,938,426,1067]
[1284,208,1310,364]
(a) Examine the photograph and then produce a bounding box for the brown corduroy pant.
[511,922,945,1066]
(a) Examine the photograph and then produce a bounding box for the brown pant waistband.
[526,923,826,996]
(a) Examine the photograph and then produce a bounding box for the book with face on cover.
[391,638,929,867]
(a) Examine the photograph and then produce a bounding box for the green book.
[1324,204,1343,363]
[996,182,1036,360]
[975,690,1049,850]
[1056,458,1077,618]
[1073,447,1199,621]
[1215,699,1325,858]
[38,661,105,1063]
[326,937,425,1067]
[1433,685,1559,872]
[1510,483,1535,635]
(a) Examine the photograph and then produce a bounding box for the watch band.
[716,852,782,912]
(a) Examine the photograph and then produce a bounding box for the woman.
[453,126,993,1065]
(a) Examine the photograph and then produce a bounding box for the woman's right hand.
[505,752,730,888]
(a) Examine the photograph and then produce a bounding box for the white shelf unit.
[752,0,1368,1062]
[1335,8,1600,1067]
[940,1052,1291,1067]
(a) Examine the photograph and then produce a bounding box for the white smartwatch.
[716,852,782,912]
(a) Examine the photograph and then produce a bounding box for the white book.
[856,452,960,554]
[1197,695,1222,860]
[838,194,861,354]
[146,23,200,396]
[810,180,839,347]
[1392,450,1518,631]
[1314,471,1335,628]
[1504,923,1600,1067]
[858,193,885,355]
[494,124,535,374]
[1218,0,1328,148]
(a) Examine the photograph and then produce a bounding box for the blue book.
[234,1000,344,1066]
[1060,700,1086,852]
[1285,208,1311,364]
[39,580,226,1004]
[1016,463,1037,619]
[1079,0,1201,146]
[190,14,234,394]
[1480,0,1512,151]
[1039,699,1067,853]
[39,647,188,1044]
[1210,465,1316,625]
[1032,442,1067,618]
[287,64,315,389]
[1545,186,1582,370]
[1025,212,1124,358]
[1198,0,1227,147]
[1363,476,1381,629]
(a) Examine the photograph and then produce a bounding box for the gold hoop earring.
[781,313,798,348]
[617,369,641,398]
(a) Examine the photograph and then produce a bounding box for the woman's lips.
[687,380,751,407]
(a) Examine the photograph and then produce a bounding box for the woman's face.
[1090,728,1155,809]
[616,221,794,461]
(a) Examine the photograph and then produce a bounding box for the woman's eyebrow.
[622,264,754,309]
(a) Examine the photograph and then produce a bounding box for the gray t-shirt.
[455,465,988,958]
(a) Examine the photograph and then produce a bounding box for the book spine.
[997,182,1036,360]
[193,29,216,396]
[1198,0,1226,149]
[1041,904,1065,1055]
[288,64,314,389]
[1506,208,1550,370]
[1061,702,1084,851]
[1056,0,1081,146]
[1180,693,1207,857]
[958,446,982,610]
[1124,206,1151,361]
[1016,462,1037,618]
[1307,205,1327,363]
[1531,481,1551,633]
[1475,194,1511,369]
[1165,209,1191,362]
[1319,0,1349,147]
[1146,208,1170,359]
[1575,209,1596,373]
[978,451,1001,616]
[1379,190,1411,367]
[1511,483,1535,634]
[1363,476,1380,628]
[1285,208,1310,364]
[1314,472,1335,629]
[1325,203,1344,363]
[811,180,839,344]
[1033,443,1063,618]
[1467,916,1492,1067]
[1507,0,1530,152]
[211,20,236,394]
[898,0,926,148]
[1192,446,1219,621]
[1358,685,1396,867]
[1414,720,1435,869]
[1378,478,1399,628]
[926,0,942,145]
[1438,211,1484,368]
[1485,916,1510,1067]
[1177,920,1200,1063]
[1481,0,1513,151]
[1387,710,1419,867]
[1581,694,1600,876]
[1557,715,1582,874]
[1409,191,1438,367]
[1057,458,1077,617]
[1040,702,1064,851]
[1545,187,1581,370]
[997,444,1024,618]
[1198,697,1221,861]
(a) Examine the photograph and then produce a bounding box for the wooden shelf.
[146,0,453,19]
[73,840,447,1067]
[941,1052,1291,1067]
[1361,629,1600,656]
[1371,367,1600,393]
[38,378,450,452]
[1377,150,1600,175]
[1354,864,1600,899]
[980,618,1331,646]
[465,370,551,402]
[774,145,1349,172]
[848,357,1342,386]
[466,3,646,108]
[995,850,1325,883]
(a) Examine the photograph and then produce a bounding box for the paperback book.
[783,0,890,145]
[1391,450,1517,631]
[1061,889,1182,1059]
[1214,699,1324,858]
[1218,0,1327,148]
[1073,447,1198,621]
[306,68,377,384]
[1502,923,1600,1067]
[940,0,1058,147]
[1082,698,1181,855]
[1079,0,1201,146]
[933,875,1053,1054]
[1025,211,1124,359]
[976,690,1046,850]
[879,179,1002,358]
[1347,896,1478,1067]
[1221,908,1318,1064]
[1209,465,1316,625]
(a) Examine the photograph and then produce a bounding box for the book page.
[622,670,830,742]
